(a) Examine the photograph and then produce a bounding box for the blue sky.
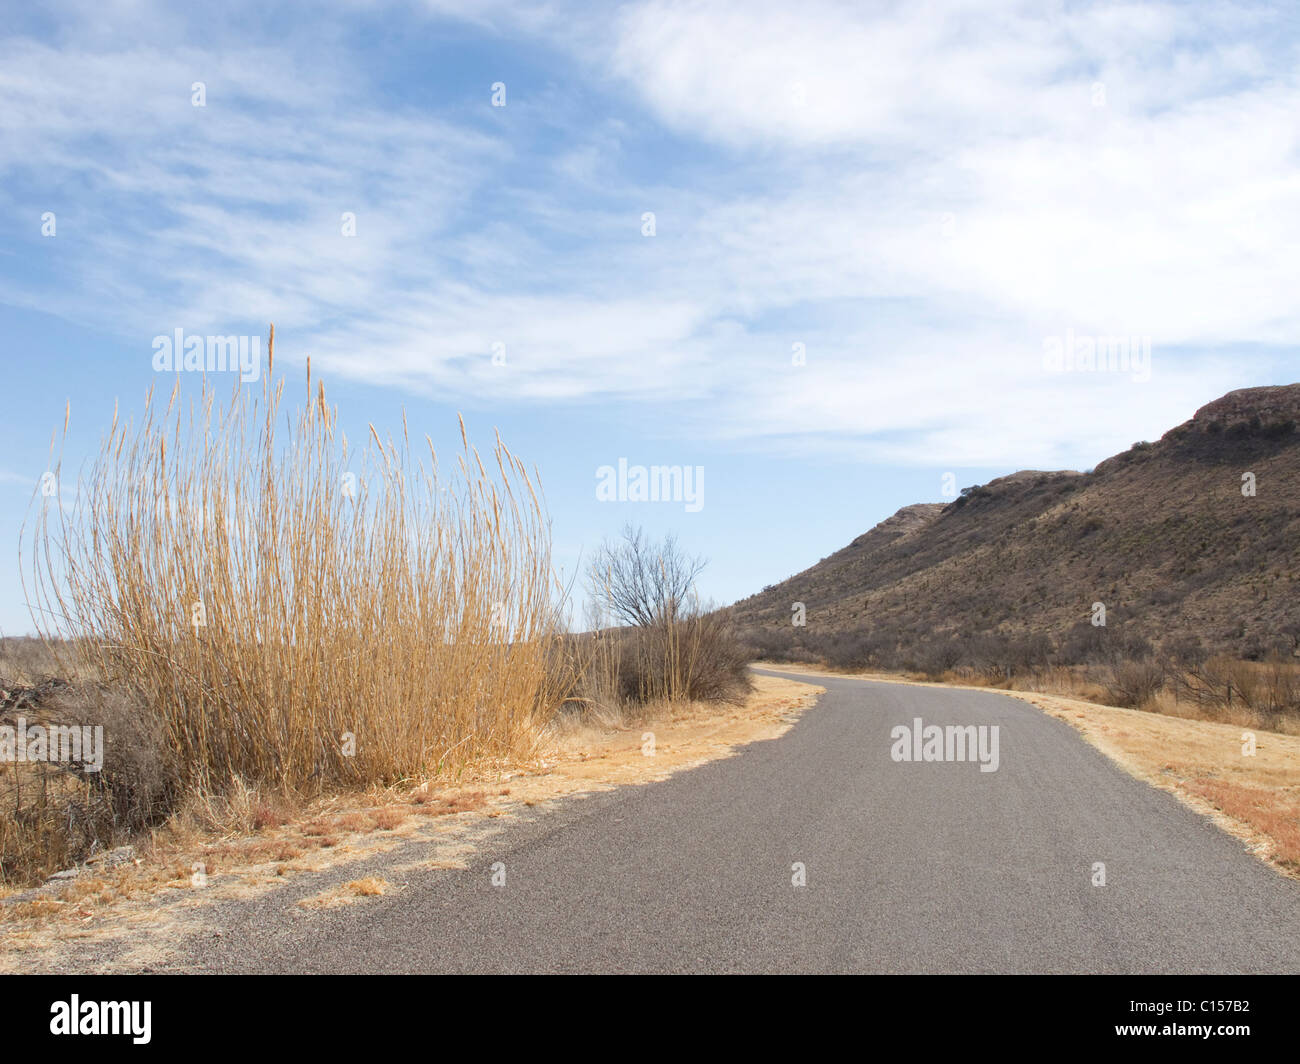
[1,0,1298,635]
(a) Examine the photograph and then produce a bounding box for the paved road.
[181,670,1300,973]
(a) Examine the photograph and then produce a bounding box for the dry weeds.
[24,326,570,797]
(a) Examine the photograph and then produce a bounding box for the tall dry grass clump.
[26,327,568,805]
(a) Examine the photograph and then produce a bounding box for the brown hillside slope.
[733,384,1300,664]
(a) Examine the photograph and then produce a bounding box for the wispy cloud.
[2,0,1297,470]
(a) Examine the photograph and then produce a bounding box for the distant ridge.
[733,384,1300,664]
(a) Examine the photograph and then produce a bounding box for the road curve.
[181,669,1300,973]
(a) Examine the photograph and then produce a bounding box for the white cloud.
[2,0,1297,471]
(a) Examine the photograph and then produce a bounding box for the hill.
[733,384,1300,670]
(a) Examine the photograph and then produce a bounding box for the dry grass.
[410,787,493,816]
[769,658,1300,735]
[1182,780,1300,870]
[298,876,390,909]
[368,807,407,831]
[14,327,572,872]
[3,326,578,886]
[973,663,1300,736]
[0,680,165,884]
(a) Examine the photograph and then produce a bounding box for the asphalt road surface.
[178,669,1300,973]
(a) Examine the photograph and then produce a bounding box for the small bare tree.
[577,526,749,707]
[586,524,707,629]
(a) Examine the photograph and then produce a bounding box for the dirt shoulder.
[0,672,824,971]
[757,661,1300,879]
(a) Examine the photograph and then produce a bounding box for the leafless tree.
[587,524,707,629]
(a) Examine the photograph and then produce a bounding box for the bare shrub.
[0,679,170,882]
[1103,659,1165,708]
[612,608,751,705]
[1171,655,1300,724]
[583,527,750,711]
[912,638,964,679]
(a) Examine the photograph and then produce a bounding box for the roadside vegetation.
[1,330,749,886]
[742,623,1300,734]
[570,525,750,707]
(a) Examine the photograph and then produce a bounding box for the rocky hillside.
[733,384,1300,666]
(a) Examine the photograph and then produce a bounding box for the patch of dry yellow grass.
[298,876,390,909]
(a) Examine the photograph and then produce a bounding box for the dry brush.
[24,327,571,809]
